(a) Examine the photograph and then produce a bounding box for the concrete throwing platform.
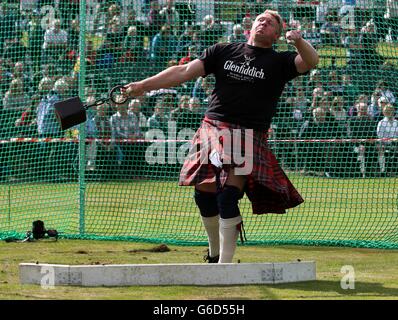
[19,261,316,286]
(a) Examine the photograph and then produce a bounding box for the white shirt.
[20,0,39,11]
[377,117,398,142]
[43,28,68,49]
[386,0,398,18]
[110,112,140,140]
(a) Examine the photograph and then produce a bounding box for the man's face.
[382,106,395,118]
[313,108,326,122]
[251,13,279,44]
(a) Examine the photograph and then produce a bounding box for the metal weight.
[54,85,128,130]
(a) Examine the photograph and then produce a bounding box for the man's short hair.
[378,96,390,105]
[54,78,68,92]
[263,10,283,37]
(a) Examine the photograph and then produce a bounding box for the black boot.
[203,249,219,263]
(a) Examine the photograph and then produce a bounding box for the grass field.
[0,240,398,300]
[1,175,397,299]
[1,175,397,248]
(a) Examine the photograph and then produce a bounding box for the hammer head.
[54,96,87,130]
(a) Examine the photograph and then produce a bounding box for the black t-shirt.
[200,42,304,130]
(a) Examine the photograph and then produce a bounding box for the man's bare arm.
[286,30,319,73]
[125,59,206,97]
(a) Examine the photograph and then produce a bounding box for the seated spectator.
[110,98,141,174]
[37,78,69,138]
[159,0,181,36]
[150,24,178,73]
[301,18,321,49]
[3,33,28,67]
[170,95,191,121]
[385,0,398,42]
[343,29,362,74]
[27,9,45,72]
[68,19,80,52]
[92,103,114,178]
[341,74,359,107]
[35,78,70,181]
[330,96,349,135]
[198,14,224,50]
[3,78,30,112]
[124,9,147,39]
[315,0,329,29]
[299,106,344,177]
[147,0,165,40]
[0,62,12,99]
[178,45,199,66]
[339,0,356,32]
[14,93,40,137]
[128,98,147,134]
[320,13,342,46]
[192,75,215,104]
[358,20,385,72]
[0,3,18,51]
[227,24,247,43]
[307,68,323,98]
[176,23,196,60]
[147,101,169,132]
[379,62,398,99]
[310,85,326,112]
[106,3,122,30]
[241,16,252,40]
[368,90,384,122]
[327,71,343,96]
[348,94,369,117]
[41,19,69,66]
[59,0,80,29]
[95,104,112,141]
[103,17,125,62]
[12,61,33,95]
[294,87,311,120]
[174,96,203,132]
[377,103,398,175]
[347,101,379,177]
[373,80,396,105]
[163,93,177,117]
[122,25,145,63]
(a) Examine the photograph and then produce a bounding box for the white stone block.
[19,261,316,286]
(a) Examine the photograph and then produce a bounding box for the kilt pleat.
[179,117,304,214]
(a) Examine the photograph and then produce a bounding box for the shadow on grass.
[267,280,398,297]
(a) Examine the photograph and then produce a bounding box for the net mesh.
[0,0,397,249]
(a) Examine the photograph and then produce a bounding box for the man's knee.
[217,185,244,219]
[194,188,218,217]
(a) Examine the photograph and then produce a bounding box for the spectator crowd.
[0,0,397,182]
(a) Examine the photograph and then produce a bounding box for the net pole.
[78,0,87,235]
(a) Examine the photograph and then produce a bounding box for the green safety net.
[0,0,397,249]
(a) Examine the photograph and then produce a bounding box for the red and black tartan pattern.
[179,117,304,214]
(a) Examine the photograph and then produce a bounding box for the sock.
[201,215,220,257]
[219,216,242,263]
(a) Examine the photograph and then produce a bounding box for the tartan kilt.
[179,117,304,214]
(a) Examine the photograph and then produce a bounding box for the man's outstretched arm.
[124,59,206,97]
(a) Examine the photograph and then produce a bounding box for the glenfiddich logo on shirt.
[224,55,265,80]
